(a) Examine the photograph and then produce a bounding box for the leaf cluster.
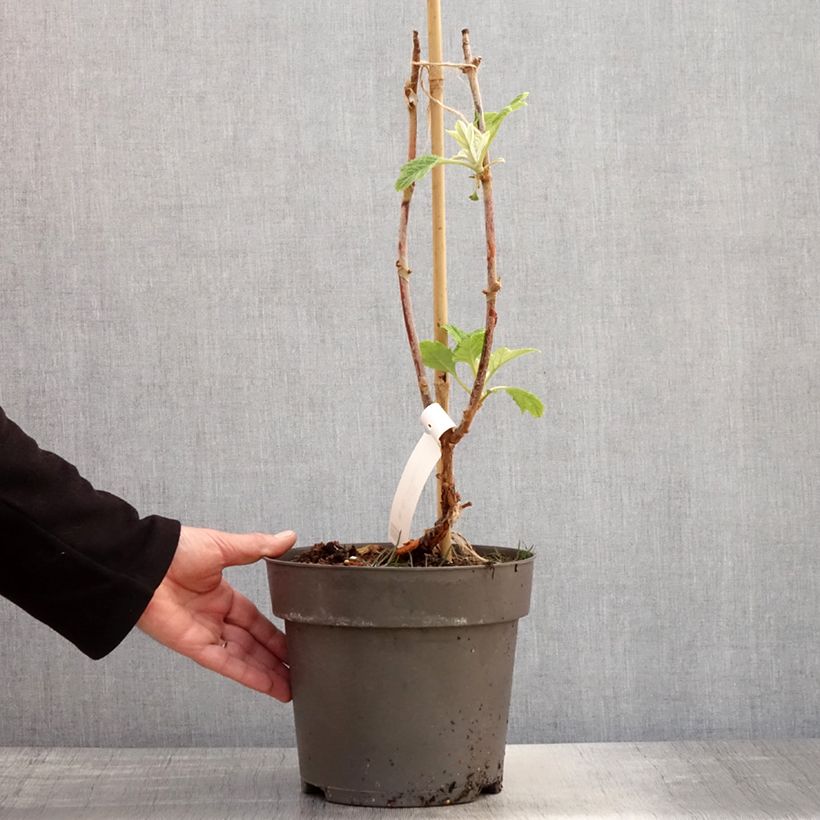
[419,324,544,417]
[395,92,528,197]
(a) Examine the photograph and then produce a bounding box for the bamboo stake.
[426,0,452,558]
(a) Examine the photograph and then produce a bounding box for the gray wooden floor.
[2,741,820,818]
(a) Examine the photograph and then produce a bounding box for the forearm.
[0,406,180,658]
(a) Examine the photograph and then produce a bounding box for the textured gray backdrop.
[1,0,818,746]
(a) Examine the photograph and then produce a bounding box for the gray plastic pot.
[266,545,534,808]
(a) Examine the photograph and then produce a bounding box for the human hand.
[137,525,297,701]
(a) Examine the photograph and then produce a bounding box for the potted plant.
[267,8,542,808]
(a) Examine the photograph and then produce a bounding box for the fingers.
[226,591,289,663]
[222,623,288,675]
[205,589,291,700]
[196,642,292,702]
[215,529,297,568]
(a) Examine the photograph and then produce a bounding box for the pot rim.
[267,544,534,625]
[264,544,535,572]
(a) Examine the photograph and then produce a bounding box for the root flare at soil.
[293,534,489,567]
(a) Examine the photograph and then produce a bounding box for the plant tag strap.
[388,403,456,546]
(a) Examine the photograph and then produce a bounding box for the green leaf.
[445,120,493,170]
[441,323,468,344]
[445,120,472,152]
[445,149,472,165]
[395,155,442,191]
[483,92,529,131]
[420,339,457,375]
[488,346,539,380]
[470,126,491,166]
[453,329,486,372]
[468,190,480,202]
[482,91,529,153]
[500,386,544,417]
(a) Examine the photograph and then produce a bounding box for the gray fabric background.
[1,0,818,746]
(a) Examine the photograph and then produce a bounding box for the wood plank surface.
[1,741,820,818]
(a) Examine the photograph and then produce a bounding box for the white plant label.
[388,403,456,546]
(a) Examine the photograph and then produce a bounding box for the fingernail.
[276,530,296,540]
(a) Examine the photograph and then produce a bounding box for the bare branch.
[460,30,485,129]
[450,27,499,445]
[396,31,433,409]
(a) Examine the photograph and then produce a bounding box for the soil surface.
[292,540,527,567]
[293,541,445,567]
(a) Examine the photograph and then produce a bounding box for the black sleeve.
[0,405,180,659]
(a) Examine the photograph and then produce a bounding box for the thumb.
[215,529,297,568]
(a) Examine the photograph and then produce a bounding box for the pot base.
[303,775,503,808]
